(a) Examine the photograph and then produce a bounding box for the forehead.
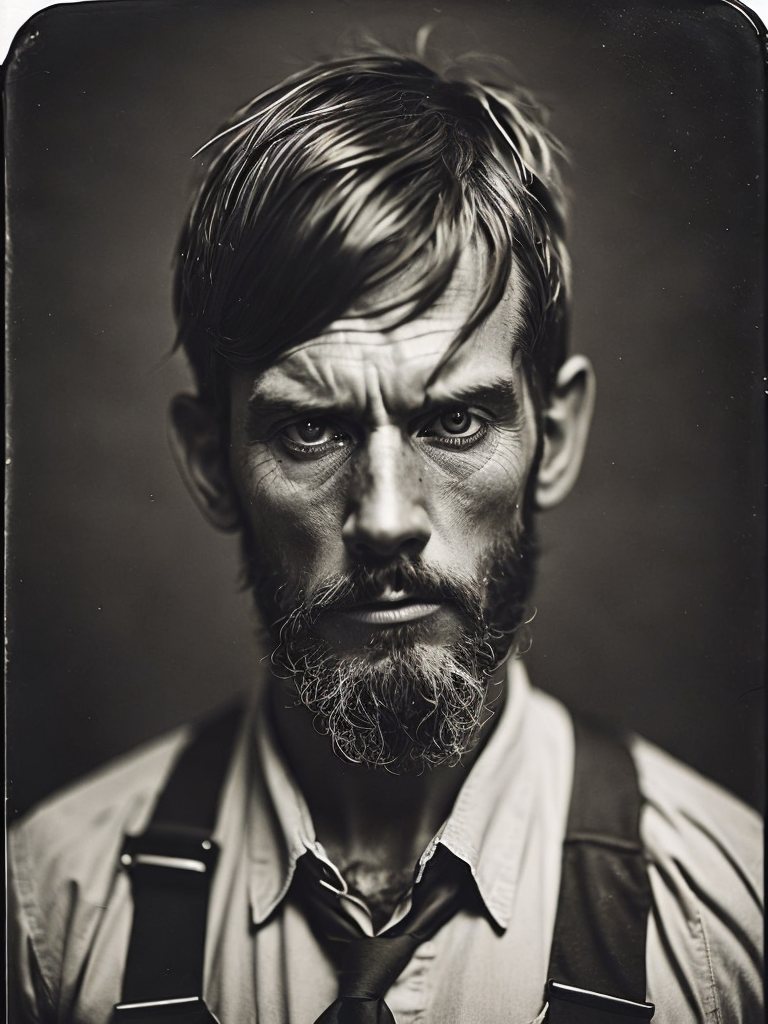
[237,255,528,414]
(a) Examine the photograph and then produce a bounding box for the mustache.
[277,559,485,626]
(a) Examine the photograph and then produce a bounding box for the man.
[9,50,762,1024]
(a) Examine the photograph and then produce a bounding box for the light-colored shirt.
[9,662,763,1024]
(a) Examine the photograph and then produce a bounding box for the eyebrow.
[423,376,521,415]
[245,392,360,437]
[246,373,522,435]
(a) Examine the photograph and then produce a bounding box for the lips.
[335,589,443,626]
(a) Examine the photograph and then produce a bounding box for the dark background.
[5,0,765,818]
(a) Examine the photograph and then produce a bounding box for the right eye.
[280,419,352,458]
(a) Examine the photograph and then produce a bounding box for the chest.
[203,868,558,1024]
[334,859,415,932]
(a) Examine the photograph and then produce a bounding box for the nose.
[342,426,431,562]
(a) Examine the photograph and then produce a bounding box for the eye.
[418,408,489,449]
[280,418,352,458]
[439,410,473,435]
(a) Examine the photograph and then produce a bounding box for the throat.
[342,861,415,933]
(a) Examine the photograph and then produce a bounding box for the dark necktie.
[292,846,467,1024]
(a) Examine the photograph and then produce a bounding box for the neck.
[268,665,507,877]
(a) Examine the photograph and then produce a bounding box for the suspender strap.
[546,717,655,1023]
[112,702,243,1024]
[112,704,654,1022]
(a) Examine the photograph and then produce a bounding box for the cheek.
[419,430,501,482]
[424,437,533,548]
[232,443,349,569]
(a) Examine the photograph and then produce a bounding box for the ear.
[534,355,595,510]
[168,394,241,532]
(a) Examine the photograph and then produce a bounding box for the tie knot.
[338,935,421,1000]
[297,848,470,1024]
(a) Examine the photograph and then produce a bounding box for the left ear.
[534,355,595,510]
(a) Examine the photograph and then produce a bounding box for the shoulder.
[9,726,190,1020]
[10,725,190,898]
[631,735,762,871]
[630,735,763,1021]
[631,734,762,904]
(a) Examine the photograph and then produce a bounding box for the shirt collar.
[429,659,537,928]
[244,680,319,925]
[244,659,537,930]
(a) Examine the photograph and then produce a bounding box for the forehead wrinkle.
[249,358,350,411]
[422,316,526,405]
[253,325,455,402]
[246,257,528,416]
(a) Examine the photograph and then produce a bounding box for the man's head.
[170,50,594,771]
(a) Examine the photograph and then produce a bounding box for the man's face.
[225,256,542,769]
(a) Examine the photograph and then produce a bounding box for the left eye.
[419,409,488,447]
[280,418,350,456]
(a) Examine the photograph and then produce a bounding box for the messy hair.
[173,48,570,408]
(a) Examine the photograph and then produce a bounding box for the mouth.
[336,589,443,626]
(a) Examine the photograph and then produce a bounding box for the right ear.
[168,394,241,532]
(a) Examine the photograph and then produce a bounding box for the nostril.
[398,537,429,561]
[342,504,431,560]
[345,531,428,563]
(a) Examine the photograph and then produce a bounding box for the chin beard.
[281,635,494,772]
[242,526,538,773]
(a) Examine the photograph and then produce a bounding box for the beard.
[241,521,538,773]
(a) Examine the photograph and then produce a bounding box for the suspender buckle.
[547,981,655,1022]
[120,826,219,879]
[112,995,220,1022]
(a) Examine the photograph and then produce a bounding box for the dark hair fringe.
[173,46,571,408]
